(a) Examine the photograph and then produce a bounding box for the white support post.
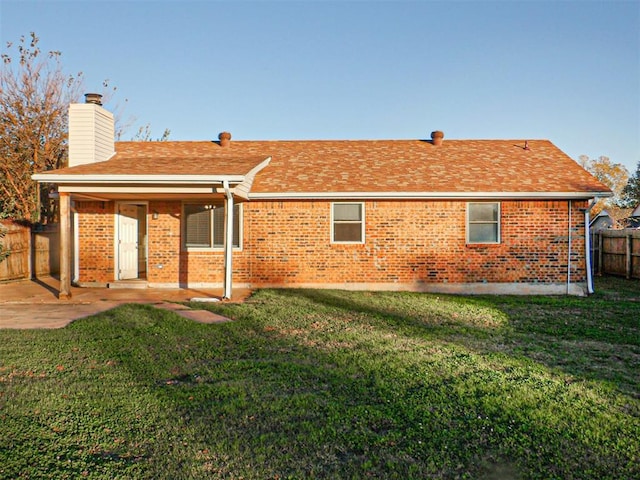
[223,181,234,299]
[59,192,72,299]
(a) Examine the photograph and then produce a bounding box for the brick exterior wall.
[75,199,588,291]
[75,200,115,283]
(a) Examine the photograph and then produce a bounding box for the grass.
[0,276,638,479]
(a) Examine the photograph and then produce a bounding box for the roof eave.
[31,174,246,184]
[249,191,613,200]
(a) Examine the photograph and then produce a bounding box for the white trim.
[121,280,589,296]
[58,186,222,194]
[227,156,272,200]
[584,198,598,294]
[54,187,612,200]
[114,201,148,281]
[223,181,234,299]
[113,203,119,280]
[58,185,225,197]
[466,202,501,244]
[33,170,611,202]
[331,202,365,244]
[32,174,245,183]
[241,281,588,296]
[72,206,79,284]
[249,191,612,200]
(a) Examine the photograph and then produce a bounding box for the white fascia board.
[222,156,272,200]
[31,174,245,184]
[58,185,220,194]
[246,156,272,176]
[249,191,613,200]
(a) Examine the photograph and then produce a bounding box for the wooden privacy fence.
[0,221,59,282]
[591,229,640,279]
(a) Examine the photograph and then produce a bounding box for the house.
[590,206,640,232]
[626,204,640,229]
[33,95,611,299]
[590,209,621,232]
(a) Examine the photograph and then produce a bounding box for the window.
[184,203,241,249]
[467,202,500,244]
[332,203,364,243]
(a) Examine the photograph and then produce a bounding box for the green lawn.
[1,277,638,479]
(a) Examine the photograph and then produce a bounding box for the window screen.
[332,203,364,243]
[468,202,500,243]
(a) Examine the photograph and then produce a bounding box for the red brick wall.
[76,201,114,283]
[76,199,588,288]
[146,201,182,284]
[240,200,587,286]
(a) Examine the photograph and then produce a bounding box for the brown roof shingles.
[222,139,609,194]
[45,142,267,176]
[40,138,611,196]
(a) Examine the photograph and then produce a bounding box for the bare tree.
[0,32,84,223]
[131,123,171,142]
[2,33,171,223]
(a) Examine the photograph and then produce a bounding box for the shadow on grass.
[8,280,634,479]
[283,285,640,397]
[54,286,639,479]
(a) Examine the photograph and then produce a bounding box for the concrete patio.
[0,276,251,329]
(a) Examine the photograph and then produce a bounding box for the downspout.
[583,198,598,295]
[567,200,572,294]
[223,181,234,299]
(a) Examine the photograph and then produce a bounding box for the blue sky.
[1,0,639,172]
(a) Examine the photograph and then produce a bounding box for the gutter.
[249,191,613,200]
[31,174,246,184]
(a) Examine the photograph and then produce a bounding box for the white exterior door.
[118,204,139,280]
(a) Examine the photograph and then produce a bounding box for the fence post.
[626,233,633,280]
[28,226,34,280]
[597,232,603,276]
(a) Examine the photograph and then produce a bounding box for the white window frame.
[182,202,243,251]
[331,202,365,244]
[466,202,501,244]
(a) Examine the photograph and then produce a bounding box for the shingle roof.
[244,139,610,195]
[38,138,611,197]
[45,142,267,176]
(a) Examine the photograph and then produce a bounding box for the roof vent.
[431,130,444,146]
[218,131,231,147]
[84,93,103,106]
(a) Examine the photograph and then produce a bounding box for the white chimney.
[68,93,115,167]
